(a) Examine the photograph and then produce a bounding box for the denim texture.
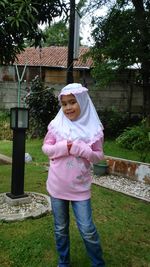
[50,197,105,267]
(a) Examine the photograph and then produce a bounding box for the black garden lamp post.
[6,107,29,199]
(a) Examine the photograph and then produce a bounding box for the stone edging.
[0,154,12,165]
[105,156,150,184]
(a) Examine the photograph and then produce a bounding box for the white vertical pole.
[73,10,80,60]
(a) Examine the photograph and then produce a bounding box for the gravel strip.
[92,174,150,202]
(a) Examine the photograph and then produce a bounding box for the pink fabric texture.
[42,126,104,201]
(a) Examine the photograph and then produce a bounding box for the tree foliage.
[0,0,68,65]
[0,0,89,64]
[42,21,69,47]
[90,0,150,115]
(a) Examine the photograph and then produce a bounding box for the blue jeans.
[50,197,105,267]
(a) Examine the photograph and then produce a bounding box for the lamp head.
[10,107,29,130]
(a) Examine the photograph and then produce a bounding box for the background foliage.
[98,107,141,139]
[25,76,59,138]
[0,111,12,140]
[89,0,150,116]
[0,0,68,64]
[116,119,150,162]
[42,20,69,47]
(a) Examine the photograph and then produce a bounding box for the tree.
[88,0,150,116]
[41,0,87,47]
[42,20,69,46]
[0,0,68,65]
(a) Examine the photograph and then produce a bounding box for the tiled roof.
[15,46,92,69]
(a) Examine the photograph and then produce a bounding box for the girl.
[42,83,105,267]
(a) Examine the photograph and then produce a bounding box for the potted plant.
[93,159,109,176]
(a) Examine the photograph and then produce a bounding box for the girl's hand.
[67,141,72,153]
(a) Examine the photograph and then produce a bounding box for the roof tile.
[15,46,92,69]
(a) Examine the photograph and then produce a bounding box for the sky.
[39,2,108,47]
[80,6,108,46]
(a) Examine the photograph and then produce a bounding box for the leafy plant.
[0,111,12,140]
[116,119,150,162]
[90,1,150,115]
[0,0,67,64]
[97,107,140,138]
[25,76,59,138]
[42,20,69,47]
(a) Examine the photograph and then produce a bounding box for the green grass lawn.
[0,139,47,163]
[0,139,150,267]
[104,140,150,163]
[1,138,149,163]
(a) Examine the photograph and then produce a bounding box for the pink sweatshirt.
[42,127,104,201]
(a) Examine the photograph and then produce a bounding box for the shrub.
[25,76,59,138]
[116,119,150,162]
[97,107,141,138]
[0,110,12,140]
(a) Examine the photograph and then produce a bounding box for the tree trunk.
[127,70,133,117]
[131,0,150,116]
[141,62,150,116]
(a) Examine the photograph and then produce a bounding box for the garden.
[0,138,150,267]
[0,78,150,267]
[0,0,150,265]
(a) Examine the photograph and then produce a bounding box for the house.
[3,46,93,86]
[16,46,93,87]
[0,47,144,114]
[0,46,94,109]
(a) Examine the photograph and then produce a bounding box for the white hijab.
[49,83,103,145]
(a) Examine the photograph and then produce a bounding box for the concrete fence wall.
[0,82,28,109]
[89,83,143,113]
[0,81,143,114]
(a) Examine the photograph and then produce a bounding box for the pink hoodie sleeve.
[42,131,68,159]
[70,138,104,163]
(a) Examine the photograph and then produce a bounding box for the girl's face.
[61,94,81,121]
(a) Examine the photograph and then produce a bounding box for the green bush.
[97,107,141,138]
[0,110,9,121]
[25,76,59,138]
[0,110,12,140]
[116,119,150,162]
